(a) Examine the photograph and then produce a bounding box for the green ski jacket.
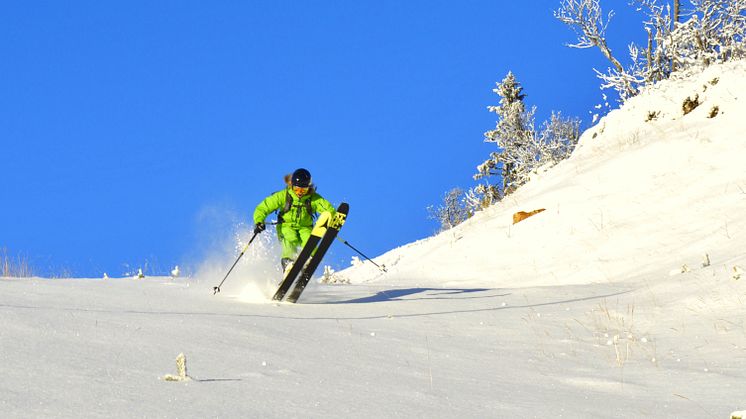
[253,188,335,230]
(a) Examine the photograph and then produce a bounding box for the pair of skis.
[272,202,349,303]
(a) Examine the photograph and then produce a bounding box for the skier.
[253,168,336,272]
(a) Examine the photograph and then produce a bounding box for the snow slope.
[343,61,746,290]
[1,61,745,418]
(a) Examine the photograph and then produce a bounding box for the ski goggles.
[292,186,310,195]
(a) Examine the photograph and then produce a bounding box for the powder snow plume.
[191,207,283,302]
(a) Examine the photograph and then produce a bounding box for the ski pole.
[336,236,387,272]
[213,230,260,295]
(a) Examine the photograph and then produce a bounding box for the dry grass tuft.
[1,247,33,278]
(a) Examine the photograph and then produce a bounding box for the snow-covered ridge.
[341,60,746,289]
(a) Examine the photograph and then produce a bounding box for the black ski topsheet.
[286,203,348,303]
[271,212,330,301]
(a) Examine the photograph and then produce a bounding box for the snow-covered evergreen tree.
[432,73,581,230]
[473,72,580,204]
[476,72,535,198]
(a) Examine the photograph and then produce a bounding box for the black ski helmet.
[291,168,312,187]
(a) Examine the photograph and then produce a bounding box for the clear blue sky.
[1,1,644,277]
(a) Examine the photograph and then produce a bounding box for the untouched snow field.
[2,61,746,418]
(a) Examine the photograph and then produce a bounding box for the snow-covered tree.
[465,183,500,211]
[555,0,638,99]
[537,112,582,165]
[428,188,471,231]
[557,0,746,101]
[665,0,746,67]
[473,72,581,204]
[476,72,536,197]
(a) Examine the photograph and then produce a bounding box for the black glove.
[254,222,266,234]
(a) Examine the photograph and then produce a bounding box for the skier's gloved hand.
[254,222,266,234]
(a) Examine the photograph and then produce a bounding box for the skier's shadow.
[332,288,499,304]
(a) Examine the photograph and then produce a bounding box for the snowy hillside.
[342,60,746,290]
[1,61,745,418]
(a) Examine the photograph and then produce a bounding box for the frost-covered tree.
[555,0,638,99]
[473,72,580,203]
[428,188,471,231]
[556,0,746,101]
[465,183,501,211]
[665,0,746,67]
[476,72,536,198]
[537,112,582,165]
[429,75,580,229]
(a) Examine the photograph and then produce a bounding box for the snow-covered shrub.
[428,187,472,231]
[162,353,191,382]
[538,111,582,165]
[320,265,350,284]
[463,185,498,213]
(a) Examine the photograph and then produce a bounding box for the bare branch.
[556,0,632,96]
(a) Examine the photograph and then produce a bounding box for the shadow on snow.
[0,288,633,320]
[326,287,499,304]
